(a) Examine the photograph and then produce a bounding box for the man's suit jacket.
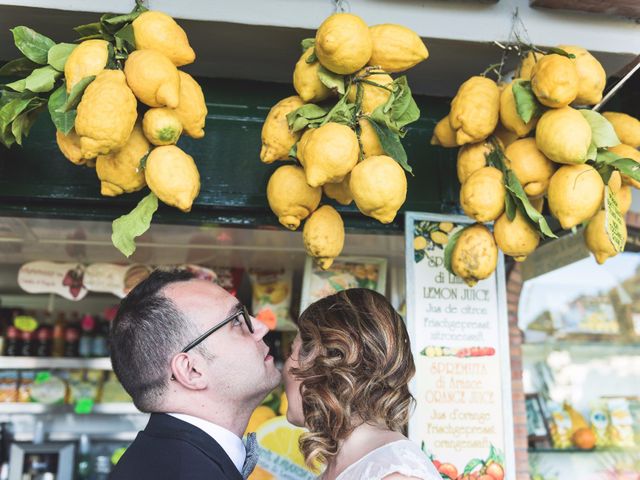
[110,413,244,480]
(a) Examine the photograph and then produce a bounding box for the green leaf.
[389,77,420,129]
[611,158,640,183]
[5,79,27,92]
[301,38,315,52]
[24,66,61,93]
[114,23,136,52]
[370,105,402,136]
[47,43,77,71]
[56,75,95,113]
[287,103,328,132]
[112,192,159,257]
[505,191,516,221]
[594,161,614,185]
[579,110,620,149]
[11,108,40,146]
[367,118,412,174]
[305,49,318,64]
[586,142,598,161]
[547,47,575,59]
[463,459,484,476]
[512,80,542,124]
[0,89,24,108]
[103,11,144,25]
[444,227,465,275]
[73,22,103,38]
[48,84,76,134]
[596,150,625,165]
[317,66,345,95]
[604,186,625,253]
[138,151,149,171]
[0,57,39,76]
[76,34,111,42]
[505,170,557,238]
[0,96,39,128]
[11,26,56,65]
[0,124,16,148]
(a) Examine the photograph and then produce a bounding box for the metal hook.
[333,0,350,13]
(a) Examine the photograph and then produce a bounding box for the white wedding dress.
[332,440,441,480]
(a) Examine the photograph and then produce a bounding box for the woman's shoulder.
[336,439,441,480]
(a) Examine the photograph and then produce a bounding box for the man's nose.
[251,316,270,339]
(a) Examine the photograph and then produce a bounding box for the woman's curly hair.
[290,288,416,468]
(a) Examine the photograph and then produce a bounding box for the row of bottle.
[1,309,111,358]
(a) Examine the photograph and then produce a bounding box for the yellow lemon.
[493,123,519,149]
[500,80,538,137]
[64,39,109,92]
[323,175,353,206]
[616,185,632,215]
[558,45,606,106]
[315,13,372,75]
[174,71,207,139]
[602,112,640,148]
[75,69,137,159]
[358,118,384,158]
[302,122,359,187]
[142,108,183,146]
[303,205,345,270]
[516,51,542,80]
[531,54,579,108]
[295,128,314,167]
[547,164,604,229]
[451,223,498,287]
[430,115,459,147]
[348,68,393,115]
[95,123,149,196]
[609,144,640,189]
[124,49,181,108]
[267,165,321,230]
[535,106,591,164]
[260,96,304,164]
[413,236,428,250]
[608,170,622,194]
[529,196,545,213]
[368,24,428,73]
[256,416,309,469]
[493,209,540,262]
[430,231,449,245]
[456,140,494,184]
[350,155,407,224]
[145,145,200,212]
[504,138,556,198]
[584,210,626,264]
[460,166,505,223]
[278,392,288,417]
[293,48,331,103]
[56,129,88,165]
[450,76,501,145]
[244,406,277,436]
[132,11,195,66]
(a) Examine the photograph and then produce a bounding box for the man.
[109,269,281,479]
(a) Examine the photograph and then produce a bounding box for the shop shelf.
[0,356,112,370]
[522,341,640,358]
[0,402,140,414]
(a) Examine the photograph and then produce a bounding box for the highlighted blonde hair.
[291,288,415,467]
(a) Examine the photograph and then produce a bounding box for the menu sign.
[405,213,515,480]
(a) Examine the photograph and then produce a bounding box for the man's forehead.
[163,279,234,312]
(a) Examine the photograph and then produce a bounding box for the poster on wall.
[405,212,515,480]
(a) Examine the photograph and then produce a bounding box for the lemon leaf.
[56,75,95,113]
[463,459,485,476]
[73,22,102,38]
[47,84,76,134]
[5,79,26,92]
[444,226,465,276]
[24,65,61,93]
[317,66,345,95]
[505,170,556,238]
[11,26,55,65]
[0,57,39,76]
[300,38,315,52]
[112,192,158,258]
[512,80,542,124]
[305,49,318,64]
[505,190,517,221]
[546,47,575,59]
[586,142,598,161]
[47,43,77,71]
[103,11,144,26]
[11,107,41,146]
[579,110,620,148]
[287,103,328,132]
[367,118,413,174]
[610,158,640,183]
[389,77,420,129]
[114,23,136,52]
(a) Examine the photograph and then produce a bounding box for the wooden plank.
[530,0,640,19]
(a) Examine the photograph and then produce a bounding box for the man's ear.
[170,353,207,390]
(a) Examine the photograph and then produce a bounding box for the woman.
[283,288,440,480]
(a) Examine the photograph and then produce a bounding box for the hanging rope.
[333,0,350,13]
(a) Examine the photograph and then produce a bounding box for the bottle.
[76,434,91,480]
[19,329,34,357]
[51,313,66,358]
[78,315,95,358]
[63,326,80,357]
[35,327,52,357]
[3,326,20,356]
[91,318,109,357]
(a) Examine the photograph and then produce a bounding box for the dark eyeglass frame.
[180,304,254,353]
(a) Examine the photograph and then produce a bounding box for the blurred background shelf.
[0,402,139,414]
[529,447,640,454]
[0,356,112,370]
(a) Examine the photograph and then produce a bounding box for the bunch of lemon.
[433,45,640,285]
[55,10,207,214]
[260,13,429,269]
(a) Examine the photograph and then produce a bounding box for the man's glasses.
[180,304,254,353]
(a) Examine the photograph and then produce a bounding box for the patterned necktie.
[242,432,259,479]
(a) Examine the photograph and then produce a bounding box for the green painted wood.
[0,77,460,232]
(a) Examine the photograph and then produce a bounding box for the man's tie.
[242,432,259,479]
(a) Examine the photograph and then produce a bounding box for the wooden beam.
[530,0,640,19]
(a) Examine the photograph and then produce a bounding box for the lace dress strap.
[334,440,441,480]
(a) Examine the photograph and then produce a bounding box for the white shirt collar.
[167,413,246,473]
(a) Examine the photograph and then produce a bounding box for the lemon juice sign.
[405,213,515,480]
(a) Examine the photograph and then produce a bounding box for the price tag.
[604,186,625,253]
[14,315,38,332]
[74,397,94,415]
[34,371,51,384]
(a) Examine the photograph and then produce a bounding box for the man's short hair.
[110,268,200,412]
